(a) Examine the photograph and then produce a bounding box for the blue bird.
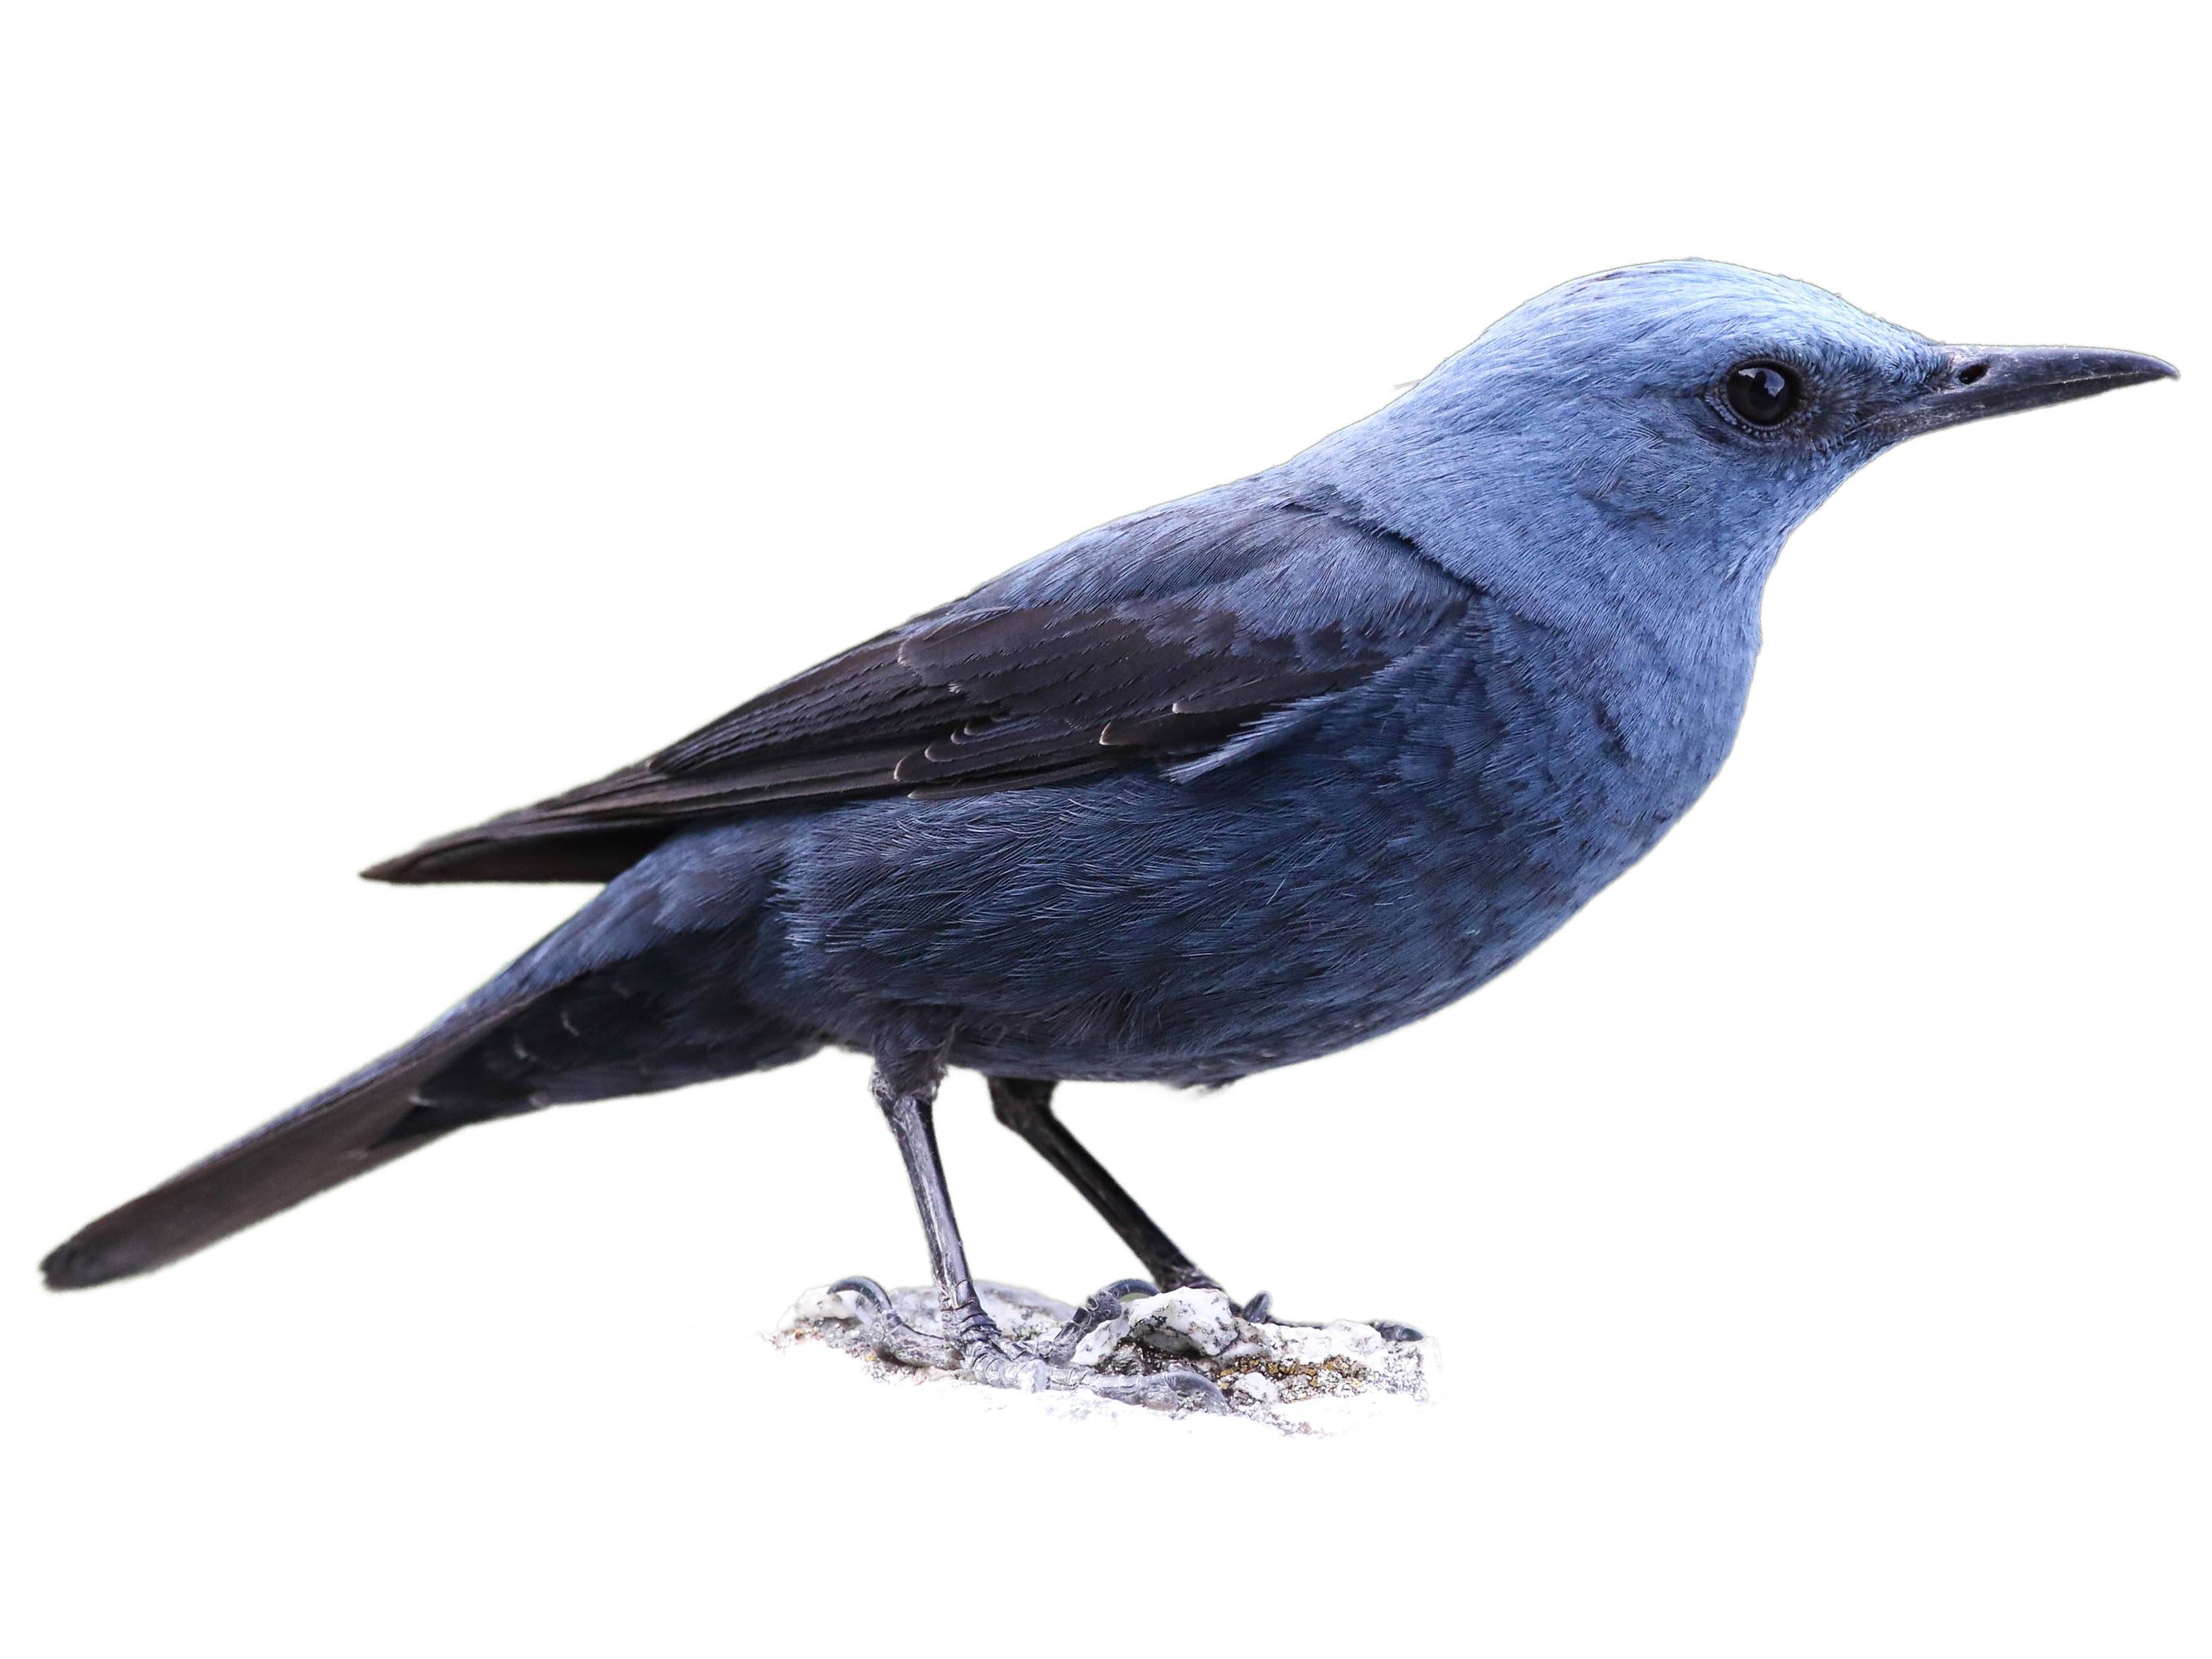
[42,261,2174,1407]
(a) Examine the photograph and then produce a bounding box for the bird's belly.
[767,720,1697,1085]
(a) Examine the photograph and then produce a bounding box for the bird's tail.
[40,986,546,1292]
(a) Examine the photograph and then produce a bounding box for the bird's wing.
[365,492,1470,883]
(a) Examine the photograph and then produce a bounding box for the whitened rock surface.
[773,1281,1434,1435]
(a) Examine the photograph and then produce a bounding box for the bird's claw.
[828,1275,959,1368]
[1225,1285,1422,1341]
[1042,1277,1155,1363]
[829,1274,1224,1413]
[1081,1366,1228,1411]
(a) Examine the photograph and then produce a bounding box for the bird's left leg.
[834,1051,1223,1410]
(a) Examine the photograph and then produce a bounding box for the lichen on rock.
[775,1281,1433,1435]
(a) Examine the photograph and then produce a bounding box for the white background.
[3,5,2203,1654]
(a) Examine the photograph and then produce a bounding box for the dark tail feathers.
[41,991,544,1292]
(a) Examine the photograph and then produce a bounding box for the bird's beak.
[1885,344,2177,439]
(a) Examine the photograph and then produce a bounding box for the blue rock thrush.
[42,261,2175,1408]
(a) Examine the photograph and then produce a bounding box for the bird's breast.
[1241,603,1759,1020]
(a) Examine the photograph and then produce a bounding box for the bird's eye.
[1724,360,1801,426]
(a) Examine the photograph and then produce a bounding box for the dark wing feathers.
[363,494,1469,885]
[650,632,935,771]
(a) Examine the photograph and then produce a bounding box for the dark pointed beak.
[1886,344,2177,439]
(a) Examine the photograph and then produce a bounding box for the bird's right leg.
[834,1052,1223,1409]
[989,1077,1422,1339]
[988,1076,1222,1295]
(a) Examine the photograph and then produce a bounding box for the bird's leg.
[988,1077,1422,1339]
[834,1056,1224,1410]
[988,1076,1223,1295]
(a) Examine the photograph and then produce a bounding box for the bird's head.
[1338,260,2175,621]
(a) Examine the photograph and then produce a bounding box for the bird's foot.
[1167,1274,1424,1342]
[828,1276,1228,1412]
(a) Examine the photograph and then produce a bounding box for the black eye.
[1725,360,1801,426]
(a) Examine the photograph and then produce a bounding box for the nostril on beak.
[1955,361,1990,386]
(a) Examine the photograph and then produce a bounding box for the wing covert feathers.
[363,495,1470,884]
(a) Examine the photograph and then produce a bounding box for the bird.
[41,260,2175,1409]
